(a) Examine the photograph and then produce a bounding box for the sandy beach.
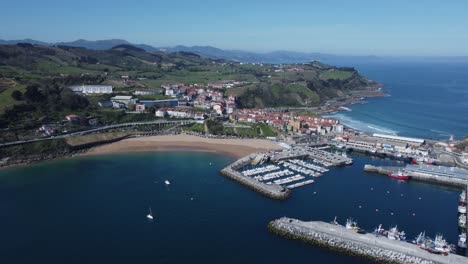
[85,134,282,158]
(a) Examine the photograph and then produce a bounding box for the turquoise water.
[328,61,468,139]
[0,152,464,263]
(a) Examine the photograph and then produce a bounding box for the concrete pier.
[269,217,467,264]
[364,165,468,187]
[219,154,291,200]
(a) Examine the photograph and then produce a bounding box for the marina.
[220,147,353,199]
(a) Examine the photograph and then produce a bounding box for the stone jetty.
[269,217,467,264]
[364,164,468,187]
[219,154,291,200]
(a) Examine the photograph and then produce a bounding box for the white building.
[69,85,113,94]
[134,89,162,95]
[110,96,135,106]
[155,109,166,117]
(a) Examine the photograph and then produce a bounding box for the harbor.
[219,147,352,199]
[364,163,468,256]
[269,217,468,264]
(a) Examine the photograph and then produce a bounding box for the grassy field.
[0,78,26,112]
[65,132,129,146]
[319,70,353,80]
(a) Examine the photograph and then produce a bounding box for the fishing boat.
[387,225,406,241]
[373,224,384,237]
[345,218,358,230]
[460,191,467,206]
[458,205,467,214]
[411,231,427,245]
[420,234,455,255]
[345,218,365,233]
[146,206,154,220]
[330,216,340,225]
[459,233,467,249]
[459,214,467,228]
[387,169,410,180]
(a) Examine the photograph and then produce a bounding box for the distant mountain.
[0,39,380,64]
[0,38,49,46]
[0,38,158,53]
[161,45,382,64]
[55,39,132,50]
[1,38,466,65]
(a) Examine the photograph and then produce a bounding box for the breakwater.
[269,217,467,264]
[219,154,291,200]
[364,165,468,188]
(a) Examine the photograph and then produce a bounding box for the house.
[193,112,205,120]
[110,96,135,106]
[66,114,80,123]
[213,104,223,115]
[135,104,146,113]
[463,153,468,164]
[112,101,126,109]
[155,109,167,118]
[39,125,57,136]
[98,100,113,108]
[68,85,113,94]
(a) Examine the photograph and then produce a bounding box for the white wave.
[325,113,399,135]
[429,129,452,137]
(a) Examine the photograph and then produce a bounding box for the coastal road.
[0,120,195,148]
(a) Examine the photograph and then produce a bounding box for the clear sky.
[1,0,467,56]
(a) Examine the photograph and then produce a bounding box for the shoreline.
[0,134,282,170]
[84,134,282,158]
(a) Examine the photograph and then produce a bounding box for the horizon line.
[1,37,468,58]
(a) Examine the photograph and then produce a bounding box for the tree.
[24,84,45,103]
[11,90,23,101]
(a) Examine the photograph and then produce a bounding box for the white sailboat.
[147,206,154,220]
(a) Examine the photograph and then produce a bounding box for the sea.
[1,60,467,263]
[326,60,468,140]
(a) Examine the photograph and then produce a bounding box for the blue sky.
[1,0,467,56]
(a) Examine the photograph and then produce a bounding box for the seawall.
[269,217,467,264]
[364,165,468,188]
[219,154,291,200]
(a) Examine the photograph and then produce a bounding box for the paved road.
[0,120,194,148]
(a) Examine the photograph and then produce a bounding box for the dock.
[271,147,353,166]
[219,154,291,200]
[363,164,468,187]
[269,217,467,264]
[219,147,353,199]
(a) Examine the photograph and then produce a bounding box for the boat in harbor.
[372,224,406,241]
[458,205,467,214]
[387,169,410,180]
[420,233,455,255]
[459,233,467,248]
[387,225,406,241]
[146,206,154,220]
[460,191,466,206]
[411,231,427,245]
[345,218,365,233]
[459,214,467,228]
[330,216,340,225]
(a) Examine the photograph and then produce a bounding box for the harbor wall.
[364,165,468,188]
[269,217,467,264]
[219,155,291,200]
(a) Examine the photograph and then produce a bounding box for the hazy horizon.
[1,0,468,56]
